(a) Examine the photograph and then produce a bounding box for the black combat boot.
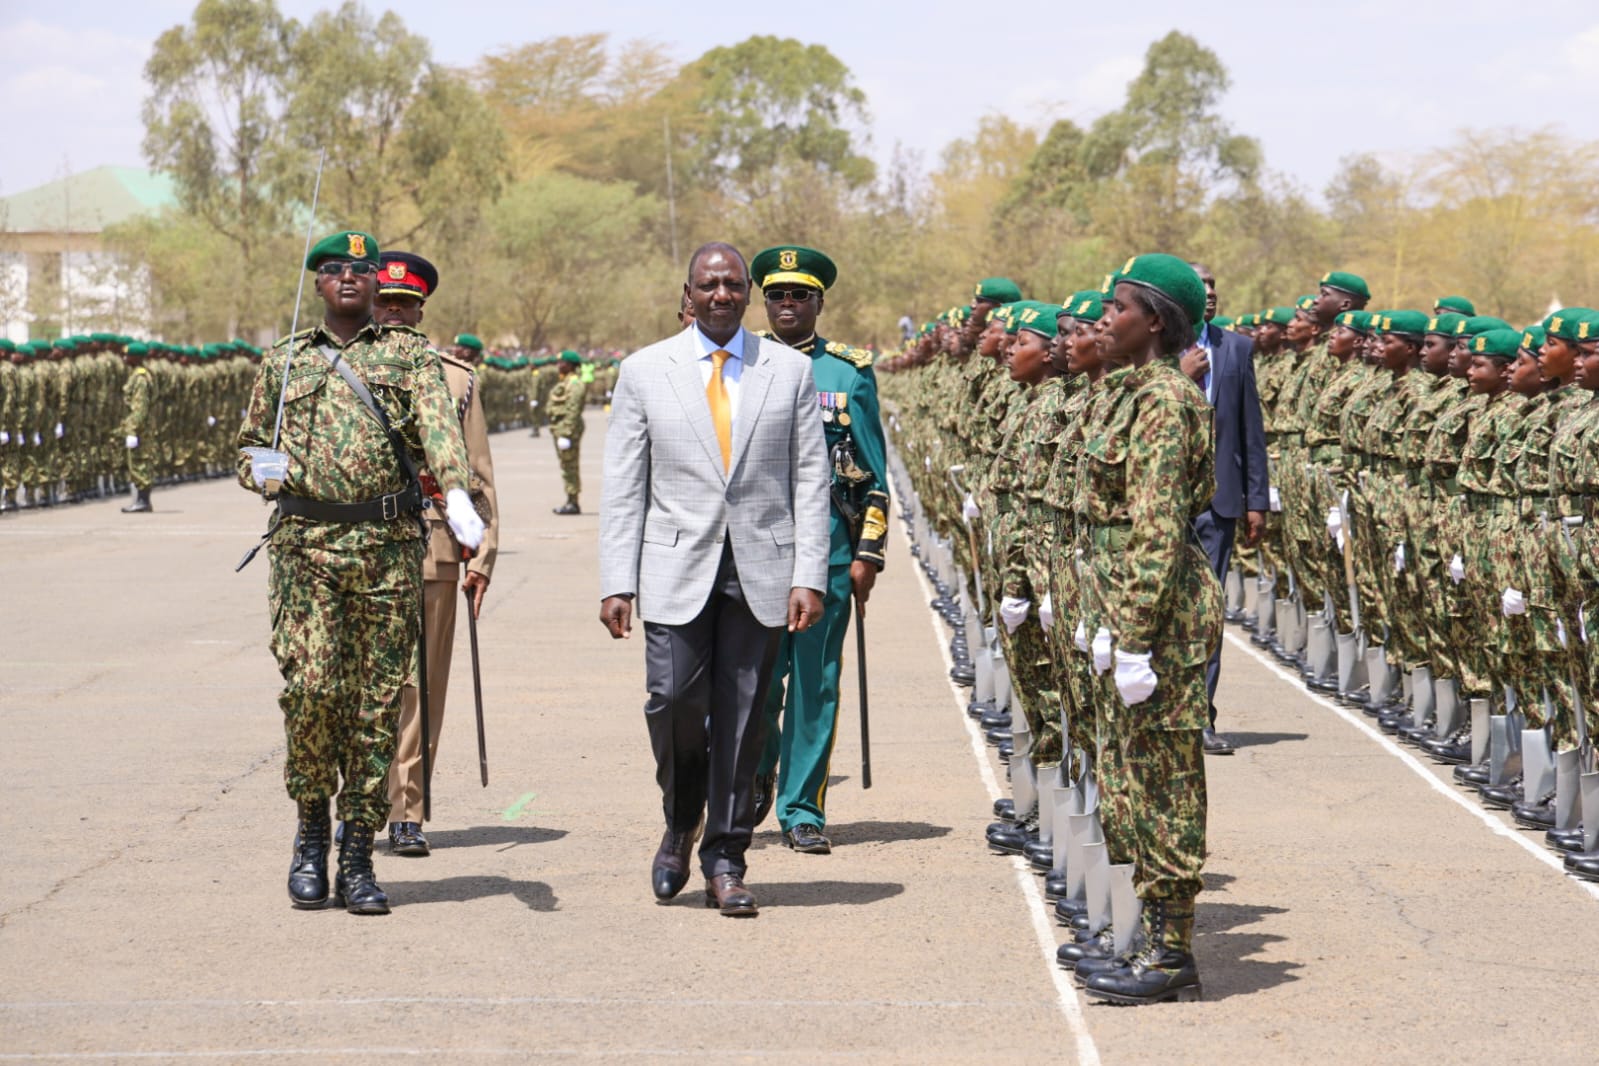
[287,798,331,908]
[553,497,581,515]
[334,823,391,915]
[1084,900,1202,1005]
[121,487,151,513]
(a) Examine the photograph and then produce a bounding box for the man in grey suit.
[598,242,829,916]
[1183,263,1270,755]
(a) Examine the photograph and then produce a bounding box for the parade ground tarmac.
[3,410,1596,1064]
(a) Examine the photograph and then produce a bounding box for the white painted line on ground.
[897,517,1103,1066]
[1224,629,1599,902]
[0,995,1000,1011]
[0,1049,878,1061]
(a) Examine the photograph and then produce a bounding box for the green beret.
[454,333,483,351]
[1060,291,1105,323]
[1470,328,1522,360]
[304,230,379,270]
[1455,315,1512,337]
[1520,326,1547,353]
[751,245,837,291]
[0,339,13,351]
[994,303,1022,335]
[1545,308,1598,343]
[1015,302,1063,339]
[126,342,148,356]
[973,277,1023,304]
[1320,271,1370,299]
[1425,312,1465,336]
[1115,253,1207,325]
[1210,315,1235,330]
[1435,295,1475,316]
[1295,295,1317,311]
[1376,310,1428,336]
[1336,310,1373,332]
[1262,307,1297,326]
[559,349,583,365]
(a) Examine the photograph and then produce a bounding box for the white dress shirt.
[691,323,746,426]
[1196,325,1215,404]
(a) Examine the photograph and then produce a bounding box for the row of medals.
[818,391,851,426]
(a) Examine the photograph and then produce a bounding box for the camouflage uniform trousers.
[994,514,1062,769]
[1554,518,1599,743]
[1401,486,1457,683]
[1091,665,1208,909]
[1434,497,1492,699]
[1301,464,1354,632]
[1504,512,1579,743]
[556,438,581,499]
[1458,507,1514,704]
[1364,472,1418,666]
[268,538,423,829]
[126,440,152,492]
[1047,541,1097,762]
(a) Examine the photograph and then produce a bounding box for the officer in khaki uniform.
[371,251,500,856]
[549,349,587,514]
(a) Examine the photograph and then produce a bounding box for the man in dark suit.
[1182,263,1270,755]
[598,242,830,916]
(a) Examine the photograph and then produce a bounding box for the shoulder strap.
[317,344,421,485]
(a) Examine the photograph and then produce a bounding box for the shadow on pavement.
[386,876,559,911]
[1225,731,1310,748]
[830,820,953,846]
[1200,901,1289,935]
[1194,930,1304,1000]
[425,825,569,850]
[729,880,906,908]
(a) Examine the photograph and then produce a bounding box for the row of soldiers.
[875,264,1599,1006]
[0,331,620,514]
[0,335,258,512]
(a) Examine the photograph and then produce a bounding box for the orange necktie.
[707,349,732,472]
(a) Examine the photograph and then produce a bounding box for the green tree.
[141,0,302,334]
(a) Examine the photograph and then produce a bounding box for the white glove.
[125,435,139,449]
[1038,594,1053,632]
[1092,627,1113,674]
[962,493,980,520]
[1268,486,1282,512]
[445,487,485,551]
[1394,543,1406,574]
[530,400,539,408]
[207,415,217,427]
[924,455,931,471]
[54,422,64,439]
[1501,587,1526,616]
[556,436,572,450]
[1113,649,1158,706]
[1326,506,1343,541]
[1557,619,1568,648]
[1074,619,1089,652]
[32,431,41,446]
[0,431,9,445]
[1449,554,1465,583]
[1581,608,1589,645]
[999,597,1030,634]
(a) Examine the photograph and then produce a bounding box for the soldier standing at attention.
[549,350,587,515]
[373,251,499,857]
[748,245,889,853]
[235,230,483,915]
[120,342,154,513]
[1072,255,1221,1005]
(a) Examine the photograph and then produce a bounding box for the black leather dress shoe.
[783,823,832,854]
[553,499,581,515]
[996,740,1013,762]
[950,664,975,686]
[752,772,777,828]
[993,798,1015,820]
[987,821,1034,854]
[388,821,430,856]
[1454,763,1490,786]
[1426,734,1472,764]
[705,872,759,915]
[1023,840,1052,868]
[1511,794,1556,830]
[1057,929,1117,969]
[1546,826,1586,852]
[1565,850,1599,880]
[1224,608,1245,624]
[1201,728,1234,755]
[1479,776,1522,809]
[1044,873,1068,900]
[979,709,1013,730]
[1054,896,1088,924]
[652,822,701,902]
[1085,946,1201,1004]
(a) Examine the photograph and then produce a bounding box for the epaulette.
[272,326,318,348]
[825,340,875,370]
[376,323,427,338]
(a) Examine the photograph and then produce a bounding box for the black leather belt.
[276,484,423,523]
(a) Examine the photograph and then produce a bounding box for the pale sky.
[2,0,1597,201]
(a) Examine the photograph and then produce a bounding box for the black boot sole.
[1086,980,1203,1005]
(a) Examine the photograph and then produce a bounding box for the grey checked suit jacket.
[598,326,831,629]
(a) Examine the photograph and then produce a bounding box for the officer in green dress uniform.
[749,244,890,854]
[548,349,587,514]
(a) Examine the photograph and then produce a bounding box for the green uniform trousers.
[758,561,855,831]
[269,538,422,829]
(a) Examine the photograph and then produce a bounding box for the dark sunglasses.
[763,287,818,303]
[316,260,378,277]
